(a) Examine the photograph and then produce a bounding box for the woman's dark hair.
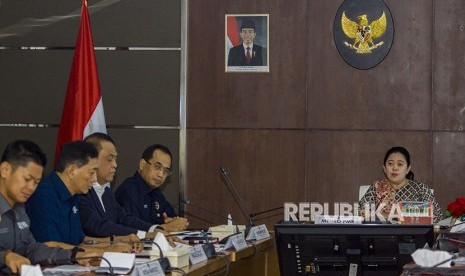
[383,146,414,180]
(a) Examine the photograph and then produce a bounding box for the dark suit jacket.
[79,187,152,237]
[115,172,176,225]
[228,43,267,66]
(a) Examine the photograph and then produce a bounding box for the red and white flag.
[55,0,106,165]
[226,16,240,54]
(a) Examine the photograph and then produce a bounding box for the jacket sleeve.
[115,182,145,220]
[24,235,72,265]
[114,196,152,232]
[79,193,139,237]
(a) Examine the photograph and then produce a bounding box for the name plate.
[246,224,270,241]
[189,244,208,265]
[224,233,248,251]
[398,201,433,225]
[133,260,165,276]
[315,215,364,224]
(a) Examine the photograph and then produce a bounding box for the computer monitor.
[274,223,434,275]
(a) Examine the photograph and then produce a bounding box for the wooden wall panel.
[306,131,432,205]
[432,0,465,131]
[432,133,465,209]
[307,0,432,130]
[186,129,305,229]
[187,0,308,128]
[187,0,462,225]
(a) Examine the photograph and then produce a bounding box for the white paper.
[411,248,454,268]
[96,252,136,274]
[43,265,95,273]
[450,219,465,233]
[152,232,173,253]
[20,265,43,276]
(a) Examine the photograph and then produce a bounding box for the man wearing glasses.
[115,144,188,232]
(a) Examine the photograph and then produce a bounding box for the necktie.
[246,47,251,64]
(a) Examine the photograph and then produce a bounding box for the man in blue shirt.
[0,140,98,274]
[115,144,189,232]
[26,141,135,252]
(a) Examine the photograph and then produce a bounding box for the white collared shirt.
[92,182,111,212]
[91,182,157,239]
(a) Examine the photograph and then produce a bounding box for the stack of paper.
[95,252,135,274]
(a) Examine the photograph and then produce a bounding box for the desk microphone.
[181,198,240,234]
[219,166,253,235]
[433,220,465,250]
[148,241,171,272]
[181,198,235,254]
[250,206,284,219]
[40,256,115,275]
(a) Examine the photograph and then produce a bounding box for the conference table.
[165,236,278,275]
[40,236,279,276]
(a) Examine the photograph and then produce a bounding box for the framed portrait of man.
[225,14,269,73]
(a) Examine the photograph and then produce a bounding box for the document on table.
[42,265,96,275]
[95,252,136,274]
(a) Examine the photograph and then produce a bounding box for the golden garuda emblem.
[341,11,387,54]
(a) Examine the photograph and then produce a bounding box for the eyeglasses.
[145,160,172,177]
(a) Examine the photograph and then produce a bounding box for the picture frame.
[225,14,269,73]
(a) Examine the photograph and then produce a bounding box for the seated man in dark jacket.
[79,133,162,239]
[115,144,188,232]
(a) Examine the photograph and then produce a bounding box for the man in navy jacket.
[79,133,161,239]
[115,144,188,232]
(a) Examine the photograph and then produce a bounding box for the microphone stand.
[181,198,240,234]
[182,198,237,256]
[45,256,115,275]
[219,166,253,236]
[250,206,284,220]
[82,256,115,275]
[149,241,171,272]
[433,220,465,251]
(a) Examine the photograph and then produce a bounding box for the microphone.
[40,256,115,275]
[219,166,253,235]
[149,241,171,272]
[181,198,240,234]
[181,198,236,253]
[433,220,465,251]
[250,206,284,219]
